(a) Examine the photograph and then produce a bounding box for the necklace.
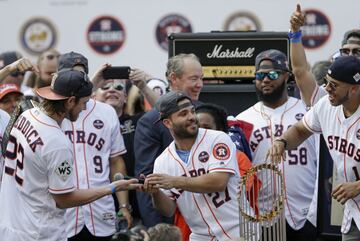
[259,98,289,144]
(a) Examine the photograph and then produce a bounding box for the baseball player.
[268,56,360,241]
[236,50,318,241]
[143,91,251,241]
[0,69,140,241]
[58,52,132,241]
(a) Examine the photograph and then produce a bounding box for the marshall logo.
[206,45,255,59]
[168,32,289,81]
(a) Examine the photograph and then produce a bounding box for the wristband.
[109,182,116,194]
[274,138,288,149]
[288,30,302,44]
[288,30,302,39]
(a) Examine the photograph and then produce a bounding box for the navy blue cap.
[155,91,192,123]
[328,56,360,85]
[255,49,290,72]
[36,69,93,100]
[58,51,89,74]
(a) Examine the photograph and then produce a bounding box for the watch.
[119,204,132,212]
[275,138,288,149]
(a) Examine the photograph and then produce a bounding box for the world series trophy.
[238,161,286,241]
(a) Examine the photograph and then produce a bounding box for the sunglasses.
[10,71,25,77]
[255,71,282,81]
[339,48,360,57]
[101,82,125,91]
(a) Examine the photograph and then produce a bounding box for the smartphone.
[103,66,131,79]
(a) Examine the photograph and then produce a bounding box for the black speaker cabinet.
[199,84,257,116]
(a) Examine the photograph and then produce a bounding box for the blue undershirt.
[176,149,190,164]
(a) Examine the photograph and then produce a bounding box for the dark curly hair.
[195,103,228,132]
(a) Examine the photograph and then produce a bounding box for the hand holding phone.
[103,66,131,79]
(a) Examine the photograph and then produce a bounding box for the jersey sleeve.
[109,107,126,157]
[303,96,325,134]
[208,132,238,175]
[45,147,76,194]
[153,152,177,200]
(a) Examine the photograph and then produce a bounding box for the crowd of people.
[0,4,359,241]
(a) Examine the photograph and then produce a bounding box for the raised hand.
[290,4,305,32]
[8,58,39,73]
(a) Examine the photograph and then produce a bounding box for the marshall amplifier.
[168,31,289,84]
[168,32,292,115]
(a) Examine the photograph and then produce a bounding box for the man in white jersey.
[236,49,318,241]
[268,56,360,241]
[143,91,243,241]
[0,56,35,190]
[0,69,141,241]
[289,4,360,107]
[57,52,132,241]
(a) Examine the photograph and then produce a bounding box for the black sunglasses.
[101,82,125,91]
[339,48,360,57]
[255,71,282,81]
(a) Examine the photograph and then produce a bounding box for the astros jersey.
[61,99,126,237]
[0,109,10,190]
[303,95,360,233]
[0,107,75,241]
[236,97,318,230]
[153,128,242,241]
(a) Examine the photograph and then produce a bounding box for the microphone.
[114,173,145,184]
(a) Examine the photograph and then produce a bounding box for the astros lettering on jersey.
[61,99,126,237]
[0,107,75,241]
[303,95,360,233]
[236,97,319,230]
[154,128,250,241]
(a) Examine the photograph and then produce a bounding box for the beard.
[329,90,350,106]
[172,118,199,139]
[256,80,286,104]
[66,109,79,122]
